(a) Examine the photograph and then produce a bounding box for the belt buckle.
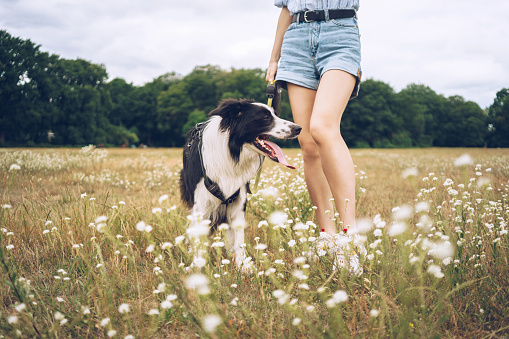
[303,10,317,23]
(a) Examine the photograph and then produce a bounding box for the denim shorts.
[276,16,362,99]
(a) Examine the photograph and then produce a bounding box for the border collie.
[180,98,301,267]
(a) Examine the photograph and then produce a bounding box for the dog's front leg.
[226,207,247,269]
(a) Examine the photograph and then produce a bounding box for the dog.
[180,98,301,267]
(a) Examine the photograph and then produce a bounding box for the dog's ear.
[208,98,255,117]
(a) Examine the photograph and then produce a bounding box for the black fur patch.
[180,123,207,209]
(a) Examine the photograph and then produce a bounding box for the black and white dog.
[180,98,301,267]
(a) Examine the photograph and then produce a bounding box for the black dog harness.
[188,122,244,206]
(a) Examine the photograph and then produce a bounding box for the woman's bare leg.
[310,70,357,230]
[287,83,336,234]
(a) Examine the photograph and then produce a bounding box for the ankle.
[320,227,335,237]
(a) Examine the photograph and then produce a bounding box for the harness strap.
[196,122,243,206]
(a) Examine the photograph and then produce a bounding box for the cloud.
[361,0,509,107]
[1,0,507,108]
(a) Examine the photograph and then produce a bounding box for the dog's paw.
[240,258,254,274]
[234,251,253,273]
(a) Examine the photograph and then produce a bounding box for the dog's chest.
[204,151,261,189]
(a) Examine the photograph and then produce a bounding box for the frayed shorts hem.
[276,65,361,99]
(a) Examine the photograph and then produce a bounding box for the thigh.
[287,83,316,137]
[312,70,356,129]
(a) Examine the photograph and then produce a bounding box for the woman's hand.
[266,61,278,82]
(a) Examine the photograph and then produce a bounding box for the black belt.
[292,9,356,23]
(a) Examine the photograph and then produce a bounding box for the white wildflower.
[430,241,454,260]
[202,314,222,333]
[148,309,160,315]
[415,201,430,213]
[100,317,110,327]
[427,265,444,278]
[269,211,287,225]
[193,256,207,268]
[136,221,152,232]
[393,205,413,220]
[355,218,374,234]
[401,167,418,178]
[161,242,173,250]
[14,303,26,312]
[454,154,473,167]
[254,243,267,250]
[158,194,169,204]
[185,274,210,295]
[293,270,308,280]
[119,303,130,314]
[186,221,210,239]
[388,222,407,237]
[95,216,107,223]
[9,164,21,171]
[294,256,306,264]
[218,223,229,230]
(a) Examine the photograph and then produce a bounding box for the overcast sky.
[2,0,508,108]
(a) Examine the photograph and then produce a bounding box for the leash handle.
[266,80,276,108]
[266,81,282,117]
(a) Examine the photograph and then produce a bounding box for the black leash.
[252,81,282,191]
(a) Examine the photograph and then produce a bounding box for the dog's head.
[208,98,301,168]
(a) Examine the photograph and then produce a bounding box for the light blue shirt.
[274,0,359,15]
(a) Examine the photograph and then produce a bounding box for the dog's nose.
[293,125,302,135]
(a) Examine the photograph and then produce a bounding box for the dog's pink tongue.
[264,140,296,169]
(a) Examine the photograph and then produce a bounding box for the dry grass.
[1,146,509,338]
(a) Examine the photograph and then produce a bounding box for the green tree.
[51,59,113,145]
[181,109,207,137]
[127,73,178,146]
[0,30,51,145]
[157,81,194,146]
[393,84,435,147]
[487,88,509,147]
[342,79,401,148]
[440,96,486,147]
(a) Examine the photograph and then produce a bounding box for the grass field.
[1,146,509,338]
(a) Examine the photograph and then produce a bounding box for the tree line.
[1,30,509,148]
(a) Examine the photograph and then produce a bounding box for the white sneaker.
[313,232,365,276]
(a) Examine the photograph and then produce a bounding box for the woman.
[266,1,363,272]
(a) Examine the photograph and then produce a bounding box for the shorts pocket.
[330,17,358,29]
[285,22,298,32]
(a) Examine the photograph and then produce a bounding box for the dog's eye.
[263,114,271,120]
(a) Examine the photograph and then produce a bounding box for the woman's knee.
[310,118,341,146]
[298,136,320,161]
